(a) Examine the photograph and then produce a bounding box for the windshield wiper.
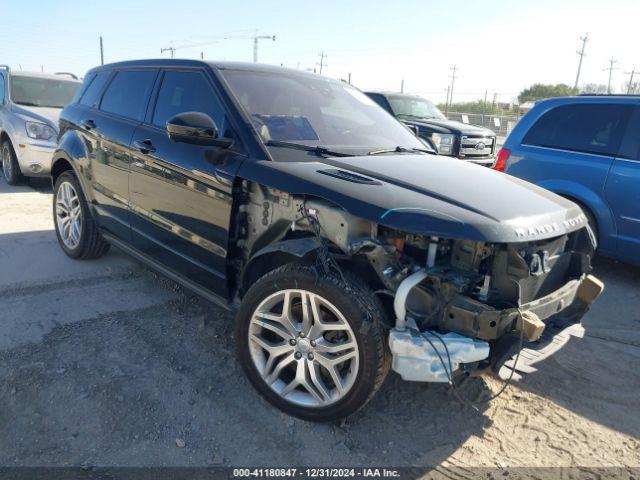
[367,146,436,156]
[264,140,354,158]
[15,101,41,107]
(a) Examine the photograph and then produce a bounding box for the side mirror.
[166,111,232,147]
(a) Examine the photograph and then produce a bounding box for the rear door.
[604,104,640,262]
[129,68,245,298]
[82,69,158,241]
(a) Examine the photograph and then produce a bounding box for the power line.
[574,33,588,89]
[603,57,619,94]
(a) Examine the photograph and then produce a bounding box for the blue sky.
[2,0,638,103]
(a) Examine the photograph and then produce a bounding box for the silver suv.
[0,66,81,184]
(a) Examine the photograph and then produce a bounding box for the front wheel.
[2,140,24,185]
[53,171,110,259]
[235,263,390,422]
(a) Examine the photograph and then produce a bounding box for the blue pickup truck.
[497,96,640,265]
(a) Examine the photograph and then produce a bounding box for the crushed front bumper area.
[388,273,604,383]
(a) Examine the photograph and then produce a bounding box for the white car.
[0,66,81,184]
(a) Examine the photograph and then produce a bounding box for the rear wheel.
[235,263,390,421]
[1,140,24,185]
[53,171,110,259]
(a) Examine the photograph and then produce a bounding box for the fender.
[241,237,322,293]
[536,178,617,254]
[52,130,94,203]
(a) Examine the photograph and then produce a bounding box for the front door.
[129,69,245,298]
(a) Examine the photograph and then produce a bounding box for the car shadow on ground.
[0,176,51,194]
[511,257,640,440]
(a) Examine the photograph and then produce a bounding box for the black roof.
[88,59,321,80]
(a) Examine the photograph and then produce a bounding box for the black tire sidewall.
[53,171,92,259]
[2,141,22,185]
[235,264,387,422]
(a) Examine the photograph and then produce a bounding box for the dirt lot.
[0,177,639,473]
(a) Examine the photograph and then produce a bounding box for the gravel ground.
[0,177,639,473]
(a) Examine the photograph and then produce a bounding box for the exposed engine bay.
[237,183,604,382]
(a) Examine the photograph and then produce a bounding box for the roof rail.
[0,64,10,73]
[55,71,78,80]
[578,93,640,97]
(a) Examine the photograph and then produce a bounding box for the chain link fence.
[443,112,520,138]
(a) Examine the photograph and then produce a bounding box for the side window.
[80,72,111,108]
[0,74,5,104]
[100,70,157,121]
[618,106,640,160]
[523,103,634,157]
[152,70,225,129]
[71,72,95,104]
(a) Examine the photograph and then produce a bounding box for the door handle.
[81,119,96,130]
[133,139,156,154]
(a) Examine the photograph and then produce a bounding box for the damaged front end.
[239,186,604,384]
[379,224,604,382]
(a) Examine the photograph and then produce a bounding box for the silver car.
[0,66,81,184]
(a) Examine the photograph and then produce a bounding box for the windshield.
[220,69,425,152]
[10,75,80,108]
[388,96,446,120]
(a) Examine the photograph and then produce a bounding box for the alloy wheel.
[55,181,83,250]
[248,289,360,407]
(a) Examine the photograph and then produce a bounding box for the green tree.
[518,83,578,103]
[436,100,506,115]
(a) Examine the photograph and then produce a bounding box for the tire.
[53,171,110,259]
[2,140,25,185]
[235,263,390,422]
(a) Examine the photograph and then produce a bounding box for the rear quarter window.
[80,72,111,108]
[100,70,157,121]
[523,103,634,157]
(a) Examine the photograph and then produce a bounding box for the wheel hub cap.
[248,289,360,408]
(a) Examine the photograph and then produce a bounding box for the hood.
[405,118,494,137]
[11,104,61,130]
[241,153,586,244]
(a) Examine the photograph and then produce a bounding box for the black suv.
[52,60,602,421]
[366,91,497,166]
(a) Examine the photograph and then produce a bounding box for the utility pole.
[317,52,327,75]
[448,65,458,108]
[400,79,404,93]
[347,72,351,84]
[603,58,619,94]
[626,68,637,94]
[574,33,588,89]
[99,36,104,65]
[200,51,204,60]
[161,46,176,59]
[252,34,276,63]
[445,85,451,114]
